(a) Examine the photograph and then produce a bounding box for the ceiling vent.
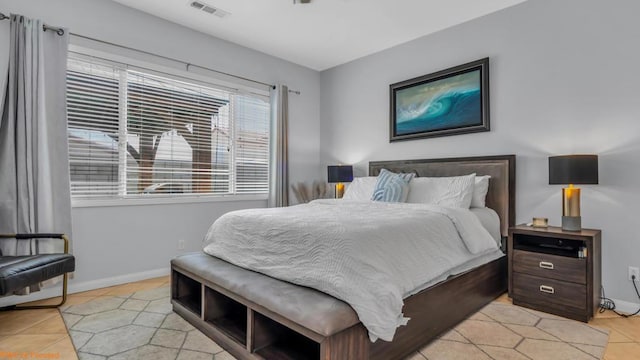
[189,1,230,18]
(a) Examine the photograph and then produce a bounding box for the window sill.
[72,194,268,208]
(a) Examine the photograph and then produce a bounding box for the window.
[66,55,270,201]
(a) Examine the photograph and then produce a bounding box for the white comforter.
[202,199,501,342]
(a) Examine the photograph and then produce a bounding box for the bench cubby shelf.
[171,268,362,360]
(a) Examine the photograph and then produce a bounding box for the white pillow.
[471,175,491,208]
[406,173,476,208]
[343,176,378,201]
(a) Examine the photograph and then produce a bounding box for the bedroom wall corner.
[319,0,640,306]
[0,0,322,289]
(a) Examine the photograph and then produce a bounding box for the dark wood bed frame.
[171,155,515,360]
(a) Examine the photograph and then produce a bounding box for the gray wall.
[320,0,640,304]
[0,0,321,286]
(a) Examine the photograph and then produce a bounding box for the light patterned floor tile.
[538,318,609,346]
[72,309,138,333]
[572,343,606,358]
[183,330,224,354]
[161,313,196,331]
[64,296,124,316]
[133,311,167,327]
[151,328,186,349]
[455,319,523,347]
[517,339,596,360]
[120,298,149,311]
[481,303,540,326]
[503,323,559,341]
[213,351,238,360]
[62,312,83,329]
[478,345,531,360]
[421,339,491,360]
[177,349,215,360]
[109,344,179,360]
[468,311,495,322]
[439,329,470,343]
[144,298,173,314]
[80,324,156,356]
[69,330,93,349]
[404,352,427,360]
[77,353,106,360]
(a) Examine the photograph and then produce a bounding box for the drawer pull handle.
[539,285,555,294]
[539,261,554,270]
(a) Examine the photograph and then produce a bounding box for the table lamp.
[549,155,598,231]
[327,165,353,199]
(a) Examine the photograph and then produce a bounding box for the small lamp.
[328,165,353,199]
[549,155,598,231]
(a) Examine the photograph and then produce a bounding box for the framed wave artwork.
[390,58,490,142]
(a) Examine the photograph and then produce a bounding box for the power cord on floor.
[599,275,640,317]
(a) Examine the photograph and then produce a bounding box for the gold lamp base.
[562,185,581,231]
[334,183,345,199]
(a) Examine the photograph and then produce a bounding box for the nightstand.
[508,225,601,322]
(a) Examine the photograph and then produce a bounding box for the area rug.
[61,286,236,360]
[411,302,610,360]
[62,286,609,360]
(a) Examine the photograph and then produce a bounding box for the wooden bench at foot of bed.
[171,252,507,360]
[171,252,367,360]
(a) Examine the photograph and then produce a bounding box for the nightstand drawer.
[512,250,586,284]
[512,272,586,311]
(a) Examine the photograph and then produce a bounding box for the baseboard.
[0,267,170,307]
[609,297,640,315]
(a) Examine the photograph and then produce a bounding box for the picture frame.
[390,58,490,142]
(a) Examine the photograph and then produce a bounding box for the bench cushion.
[0,254,75,296]
[171,252,360,337]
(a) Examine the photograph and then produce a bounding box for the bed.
[171,154,515,360]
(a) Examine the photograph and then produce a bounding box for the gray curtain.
[268,85,289,207]
[0,15,71,292]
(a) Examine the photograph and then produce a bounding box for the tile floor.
[0,277,638,359]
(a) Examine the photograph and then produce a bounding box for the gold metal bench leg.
[2,273,70,311]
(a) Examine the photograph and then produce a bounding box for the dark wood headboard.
[369,155,515,237]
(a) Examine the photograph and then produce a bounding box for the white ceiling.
[111,0,527,71]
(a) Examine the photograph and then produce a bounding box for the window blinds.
[67,55,271,200]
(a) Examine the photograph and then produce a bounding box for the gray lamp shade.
[327,165,353,183]
[549,155,598,185]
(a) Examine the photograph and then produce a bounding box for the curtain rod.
[0,11,276,90]
[0,12,65,36]
[70,33,276,90]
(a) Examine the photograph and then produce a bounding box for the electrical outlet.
[629,266,639,281]
[178,239,185,250]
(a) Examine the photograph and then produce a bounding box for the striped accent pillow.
[371,169,415,202]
